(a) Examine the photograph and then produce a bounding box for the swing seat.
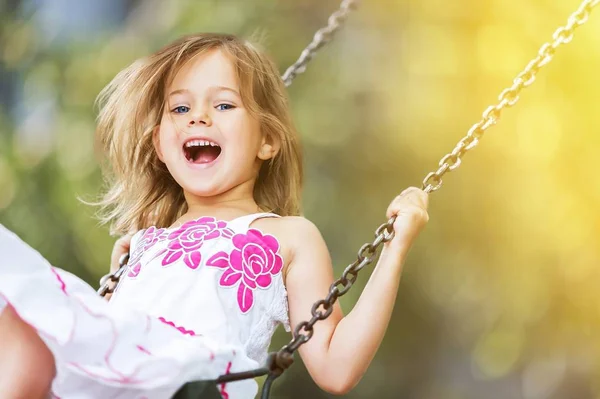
[172,380,223,399]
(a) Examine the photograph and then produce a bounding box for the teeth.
[185,140,219,148]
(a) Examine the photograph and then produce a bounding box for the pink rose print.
[161,217,234,270]
[127,227,167,278]
[206,229,283,313]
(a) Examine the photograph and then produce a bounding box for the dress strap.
[228,212,280,231]
[130,229,146,251]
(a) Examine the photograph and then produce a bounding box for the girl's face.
[154,49,275,201]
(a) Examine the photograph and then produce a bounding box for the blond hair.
[93,33,303,235]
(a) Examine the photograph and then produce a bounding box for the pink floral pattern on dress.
[127,227,167,278]
[161,217,234,270]
[206,229,283,313]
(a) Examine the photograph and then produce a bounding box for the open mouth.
[183,139,222,164]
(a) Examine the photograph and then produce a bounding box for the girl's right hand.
[110,234,132,274]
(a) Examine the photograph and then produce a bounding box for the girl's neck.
[171,176,263,227]
[185,201,261,221]
[178,192,261,226]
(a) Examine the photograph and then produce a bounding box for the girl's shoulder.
[250,216,324,273]
[251,215,321,243]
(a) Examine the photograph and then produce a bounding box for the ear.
[258,133,280,161]
[152,126,165,162]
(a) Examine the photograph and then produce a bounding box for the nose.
[188,112,212,127]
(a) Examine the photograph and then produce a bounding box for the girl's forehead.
[168,49,239,92]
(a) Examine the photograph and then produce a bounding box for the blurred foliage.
[1,0,600,398]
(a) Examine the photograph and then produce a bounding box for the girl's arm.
[284,187,429,395]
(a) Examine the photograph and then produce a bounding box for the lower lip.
[184,153,221,169]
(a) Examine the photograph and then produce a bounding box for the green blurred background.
[1,0,599,398]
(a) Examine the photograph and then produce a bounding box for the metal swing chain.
[271,0,600,377]
[97,0,359,298]
[281,0,359,87]
[97,253,129,296]
[420,0,600,194]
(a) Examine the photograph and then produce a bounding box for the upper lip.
[182,136,221,147]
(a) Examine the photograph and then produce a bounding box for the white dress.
[0,213,290,399]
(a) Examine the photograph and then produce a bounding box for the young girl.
[0,33,429,398]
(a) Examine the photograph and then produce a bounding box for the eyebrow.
[168,86,240,97]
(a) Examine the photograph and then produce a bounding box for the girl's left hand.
[110,234,132,274]
[385,187,429,253]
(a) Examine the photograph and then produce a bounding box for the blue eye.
[172,105,190,114]
[216,104,234,111]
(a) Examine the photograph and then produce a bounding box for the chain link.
[281,0,359,87]
[97,253,129,297]
[280,218,394,355]
[420,0,598,194]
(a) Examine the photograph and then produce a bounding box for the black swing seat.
[171,351,292,399]
[173,380,222,399]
